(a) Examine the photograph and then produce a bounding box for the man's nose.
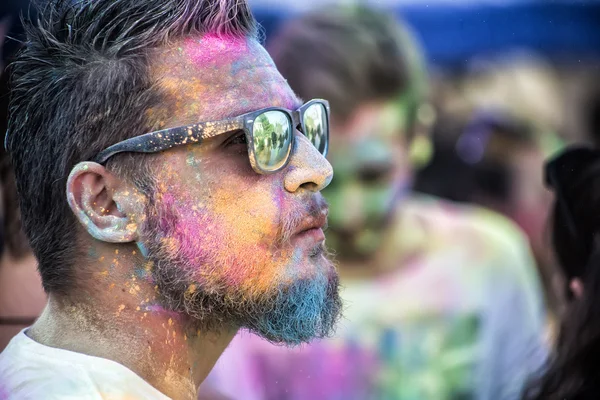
[284,132,333,193]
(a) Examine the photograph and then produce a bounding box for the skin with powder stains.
[144,36,334,297]
[29,35,337,400]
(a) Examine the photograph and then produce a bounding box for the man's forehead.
[151,35,301,125]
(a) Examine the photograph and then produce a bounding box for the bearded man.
[0,0,341,398]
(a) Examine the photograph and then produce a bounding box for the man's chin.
[244,259,342,346]
[292,242,340,284]
[148,238,341,345]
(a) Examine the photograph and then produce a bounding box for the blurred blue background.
[251,0,600,67]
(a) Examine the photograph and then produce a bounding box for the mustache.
[277,195,329,246]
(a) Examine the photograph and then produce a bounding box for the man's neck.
[28,252,236,399]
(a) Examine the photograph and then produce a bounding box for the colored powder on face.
[151,35,298,125]
[149,163,313,301]
[145,304,167,313]
[115,304,126,317]
[137,41,335,339]
[136,143,340,345]
[133,261,153,280]
[206,181,299,290]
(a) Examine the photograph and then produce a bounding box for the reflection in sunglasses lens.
[303,103,328,156]
[253,111,292,171]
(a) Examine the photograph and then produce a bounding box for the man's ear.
[66,162,146,243]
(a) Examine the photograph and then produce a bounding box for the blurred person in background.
[415,110,563,325]
[523,146,600,399]
[417,57,567,331]
[0,0,45,351]
[206,5,548,400]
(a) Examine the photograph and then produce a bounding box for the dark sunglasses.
[92,99,330,174]
[545,146,600,248]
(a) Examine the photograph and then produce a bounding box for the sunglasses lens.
[252,111,293,172]
[303,103,328,156]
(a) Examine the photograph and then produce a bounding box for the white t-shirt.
[0,330,171,400]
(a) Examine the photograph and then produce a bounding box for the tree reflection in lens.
[253,111,291,170]
[304,104,326,153]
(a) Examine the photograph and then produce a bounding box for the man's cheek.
[210,184,281,240]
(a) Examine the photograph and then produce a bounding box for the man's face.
[324,100,412,261]
[137,36,341,345]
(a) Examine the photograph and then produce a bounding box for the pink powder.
[184,34,250,67]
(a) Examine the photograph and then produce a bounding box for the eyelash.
[225,131,247,147]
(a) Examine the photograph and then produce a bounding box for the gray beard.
[146,245,342,345]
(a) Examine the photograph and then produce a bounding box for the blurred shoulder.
[402,194,531,256]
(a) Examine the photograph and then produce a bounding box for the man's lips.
[291,210,328,246]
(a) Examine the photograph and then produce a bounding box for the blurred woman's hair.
[524,147,600,399]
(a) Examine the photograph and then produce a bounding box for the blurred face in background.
[324,98,413,261]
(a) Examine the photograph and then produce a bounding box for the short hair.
[268,5,427,132]
[6,0,257,295]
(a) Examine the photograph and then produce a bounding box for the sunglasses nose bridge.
[291,111,303,132]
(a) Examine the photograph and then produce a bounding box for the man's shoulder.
[0,331,170,400]
[0,332,95,399]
